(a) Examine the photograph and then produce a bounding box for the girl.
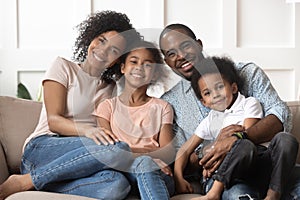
[0,10,141,200]
[93,40,176,199]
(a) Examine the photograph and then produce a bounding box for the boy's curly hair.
[191,56,243,100]
[72,10,141,83]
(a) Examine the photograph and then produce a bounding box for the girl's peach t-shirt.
[93,97,173,150]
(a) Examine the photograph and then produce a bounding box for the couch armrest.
[0,142,9,184]
[0,96,42,174]
[287,101,300,164]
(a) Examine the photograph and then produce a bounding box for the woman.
[0,10,141,200]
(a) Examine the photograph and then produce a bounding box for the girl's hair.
[120,40,163,65]
[191,56,243,100]
[72,10,141,83]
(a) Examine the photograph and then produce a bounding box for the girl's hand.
[84,126,119,145]
[153,158,173,176]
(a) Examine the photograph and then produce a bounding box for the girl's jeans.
[125,156,175,200]
[21,135,173,200]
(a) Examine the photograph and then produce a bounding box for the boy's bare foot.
[191,180,222,200]
[191,188,221,200]
[264,189,281,200]
[0,174,34,200]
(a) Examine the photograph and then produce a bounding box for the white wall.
[1,0,300,101]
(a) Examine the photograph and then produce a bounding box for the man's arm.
[238,62,291,132]
[246,114,283,144]
[238,62,287,142]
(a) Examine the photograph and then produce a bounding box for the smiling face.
[86,31,126,74]
[121,48,156,89]
[199,73,238,111]
[160,29,204,80]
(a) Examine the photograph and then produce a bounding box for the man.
[159,23,299,200]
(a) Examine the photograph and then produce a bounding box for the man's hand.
[199,134,237,175]
[217,124,244,140]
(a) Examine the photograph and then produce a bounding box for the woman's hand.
[84,126,119,145]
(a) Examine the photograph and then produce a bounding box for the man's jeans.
[205,132,300,200]
[21,135,173,200]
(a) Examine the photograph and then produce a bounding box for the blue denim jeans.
[125,156,175,200]
[21,135,132,199]
[21,135,173,200]
[221,171,300,200]
[202,178,260,199]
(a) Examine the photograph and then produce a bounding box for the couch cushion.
[6,191,202,200]
[6,191,97,200]
[0,96,42,173]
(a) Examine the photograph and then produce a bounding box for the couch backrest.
[0,96,42,173]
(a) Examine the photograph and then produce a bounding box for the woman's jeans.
[21,135,174,200]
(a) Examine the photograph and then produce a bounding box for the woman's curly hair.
[72,10,141,83]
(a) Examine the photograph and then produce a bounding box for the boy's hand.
[175,178,194,194]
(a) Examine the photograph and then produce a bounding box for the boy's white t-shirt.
[195,92,263,140]
[23,56,115,150]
